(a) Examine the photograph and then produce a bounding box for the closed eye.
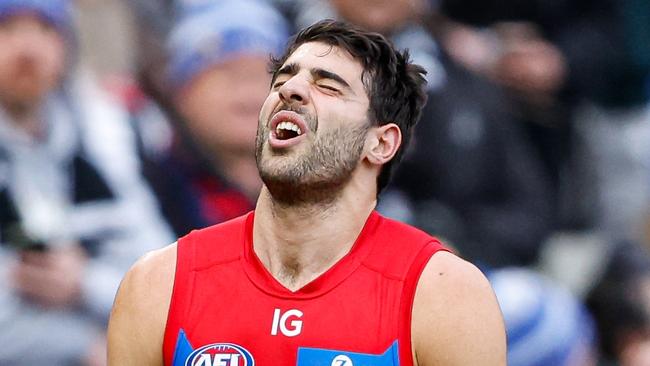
[318,84,340,93]
[272,81,286,90]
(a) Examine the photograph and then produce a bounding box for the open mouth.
[275,121,303,140]
[268,110,309,148]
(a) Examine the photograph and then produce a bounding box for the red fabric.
[194,176,252,223]
[101,74,149,113]
[162,211,447,365]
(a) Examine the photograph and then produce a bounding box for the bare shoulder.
[411,251,506,366]
[115,243,177,312]
[107,243,178,365]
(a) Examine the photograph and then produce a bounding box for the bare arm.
[412,251,506,365]
[107,243,177,366]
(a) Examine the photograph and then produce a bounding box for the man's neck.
[252,174,376,291]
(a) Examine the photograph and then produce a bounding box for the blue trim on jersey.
[296,340,400,366]
[172,331,399,365]
[172,329,194,366]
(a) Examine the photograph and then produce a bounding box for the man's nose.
[278,75,309,106]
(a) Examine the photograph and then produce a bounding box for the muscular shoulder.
[119,243,177,310]
[412,251,506,366]
[108,243,177,365]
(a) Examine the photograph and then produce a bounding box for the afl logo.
[185,343,255,366]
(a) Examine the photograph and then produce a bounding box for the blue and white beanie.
[489,268,597,366]
[167,0,290,91]
[0,0,74,38]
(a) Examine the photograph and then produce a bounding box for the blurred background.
[0,0,648,365]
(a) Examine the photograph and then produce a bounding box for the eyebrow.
[275,63,298,81]
[274,62,353,92]
[312,68,352,91]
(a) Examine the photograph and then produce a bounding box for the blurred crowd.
[0,0,648,365]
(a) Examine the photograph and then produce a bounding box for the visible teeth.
[276,121,302,135]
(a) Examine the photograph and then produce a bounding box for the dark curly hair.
[269,19,428,195]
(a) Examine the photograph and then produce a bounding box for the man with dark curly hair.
[108,19,506,366]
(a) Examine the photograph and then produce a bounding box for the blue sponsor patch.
[296,341,399,366]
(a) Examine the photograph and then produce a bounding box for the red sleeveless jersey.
[163,210,448,366]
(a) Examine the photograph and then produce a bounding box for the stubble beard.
[255,114,368,208]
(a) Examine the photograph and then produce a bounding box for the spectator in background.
[490,267,598,366]
[433,2,650,364]
[438,0,650,108]
[292,0,554,267]
[0,0,173,364]
[437,0,650,240]
[391,60,554,267]
[586,241,650,366]
[128,0,174,102]
[129,0,290,237]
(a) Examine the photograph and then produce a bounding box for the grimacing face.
[0,14,66,109]
[255,42,372,205]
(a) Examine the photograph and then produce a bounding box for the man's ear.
[366,123,401,166]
